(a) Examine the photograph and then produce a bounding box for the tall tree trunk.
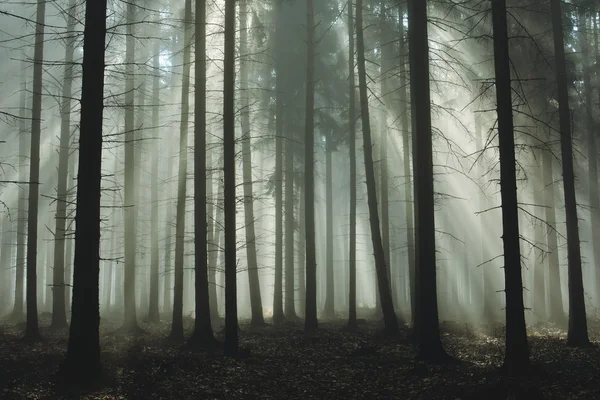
[239,0,266,326]
[51,0,77,330]
[189,0,217,346]
[169,0,193,341]
[407,0,447,356]
[490,0,529,372]
[273,0,285,325]
[121,0,140,333]
[13,74,28,321]
[65,141,76,315]
[208,163,221,320]
[577,9,600,308]
[323,135,335,319]
[25,0,47,339]
[357,0,398,337]
[550,0,590,347]
[347,0,357,329]
[398,1,415,324]
[284,123,296,319]
[1,218,13,315]
[543,150,565,325]
[61,0,107,381]
[532,149,546,321]
[223,0,239,356]
[148,38,160,324]
[298,185,306,318]
[163,145,174,316]
[304,0,318,334]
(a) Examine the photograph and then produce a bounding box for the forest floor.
[0,313,599,399]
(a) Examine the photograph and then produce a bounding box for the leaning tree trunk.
[240,0,266,326]
[25,0,47,339]
[51,0,77,330]
[347,0,357,329]
[304,0,318,335]
[223,0,239,357]
[169,0,193,342]
[490,0,529,372]
[398,1,415,324]
[273,0,285,325]
[357,0,398,337]
[13,73,28,321]
[121,0,141,334]
[189,0,217,346]
[148,36,160,324]
[550,0,590,347]
[61,0,107,382]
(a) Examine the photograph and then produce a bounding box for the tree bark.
[25,0,47,340]
[347,0,357,329]
[240,0,266,326]
[490,0,529,372]
[223,0,239,357]
[61,0,107,381]
[357,0,398,337]
[169,0,193,341]
[51,0,77,330]
[323,134,334,319]
[550,0,590,347]
[189,0,217,346]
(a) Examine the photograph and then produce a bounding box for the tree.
[189,0,217,347]
[357,0,398,337]
[61,0,108,382]
[304,0,318,335]
[170,0,193,341]
[549,0,590,347]
[489,0,529,372]
[24,0,47,340]
[223,0,239,356]
[347,0,357,329]
[51,0,77,330]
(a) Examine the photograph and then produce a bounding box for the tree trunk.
[323,135,335,319]
[532,149,546,321]
[208,164,222,320]
[347,0,357,329]
[298,185,306,318]
[490,0,529,372]
[357,0,398,337]
[239,0,266,326]
[25,0,47,340]
[163,143,174,316]
[273,0,285,325]
[550,0,590,347]
[61,0,107,381]
[51,0,77,330]
[148,37,160,324]
[169,0,193,341]
[189,0,217,346]
[13,74,28,321]
[304,0,318,334]
[284,122,296,320]
[121,0,140,334]
[223,0,238,357]
[65,139,76,316]
[398,1,415,324]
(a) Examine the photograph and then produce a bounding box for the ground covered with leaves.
[0,315,599,399]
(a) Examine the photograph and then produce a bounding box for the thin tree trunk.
[284,123,296,319]
[490,0,529,372]
[65,141,76,316]
[148,37,160,324]
[239,0,266,326]
[323,135,334,319]
[304,0,318,334]
[298,185,306,318]
[169,1,193,341]
[398,1,415,324]
[163,145,173,316]
[532,149,546,321]
[273,0,285,325]
[121,0,140,333]
[25,0,47,339]
[347,0,357,329]
[51,0,77,330]
[13,74,28,321]
[61,0,107,381]
[208,164,221,320]
[223,0,239,357]
[357,0,398,337]
[189,0,217,346]
[550,0,590,347]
